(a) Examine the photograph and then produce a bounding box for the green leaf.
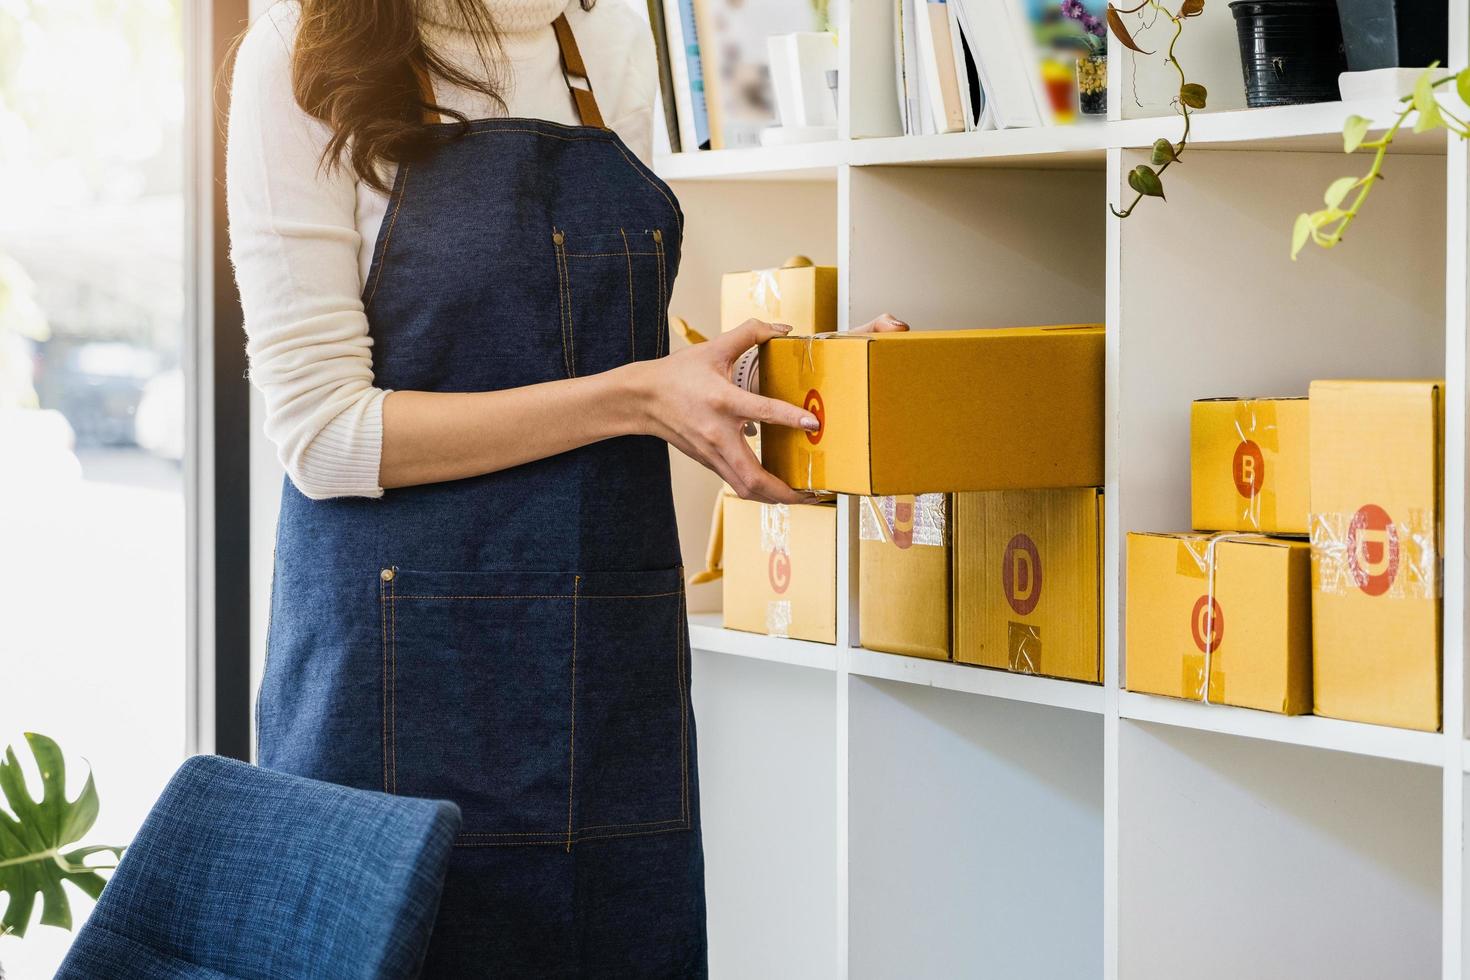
[0,734,124,938]
[1128,164,1165,199]
[1106,6,1153,55]
[1180,83,1208,110]
[1457,67,1470,109]
[1291,212,1313,259]
[1413,69,1444,133]
[1323,176,1360,209]
[1151,138,1176,165]
[1342,114,1371,153]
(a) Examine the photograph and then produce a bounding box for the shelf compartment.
[848,647,1105,715]
[692,650,838,979]
[1120,720,1442,979]
[688,612,838,671]
[848,676,1103,978]
[1121,691,1446,766]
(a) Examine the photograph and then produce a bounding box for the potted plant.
[1336,0,1446,72]
[1229,0,1345,107]
[1063,0,1109,115]
[0,734,124,976]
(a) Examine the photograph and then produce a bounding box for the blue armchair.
[55,756,460,979]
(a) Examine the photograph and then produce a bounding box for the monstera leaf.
[0,733,123,938]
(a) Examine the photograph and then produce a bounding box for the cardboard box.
[1191,396,1311,534]
[1124,532,1312,714]
[721,260,837,335]
[952,489,1103,682]
[759,326,1104,495]
[859,494,950,661]
[722,496,836,644]
[1309,380,1443,731]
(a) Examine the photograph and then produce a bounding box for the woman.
[228,0,901,973]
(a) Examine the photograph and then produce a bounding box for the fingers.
[708,318,794,362]
[852,312,910,334]
[728,389,820,433]
[716,437,810,504]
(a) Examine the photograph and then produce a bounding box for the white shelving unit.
[656,2,1470,977]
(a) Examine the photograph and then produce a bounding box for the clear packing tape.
[761,503,792,638]
[1309,508,1440,599]
[1231,399,1279,532]
[859,494,946,548]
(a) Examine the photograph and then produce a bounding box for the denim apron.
[257,17,707,976]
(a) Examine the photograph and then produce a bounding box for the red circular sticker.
[1191,594,1224,653]
[1001,533,1042,616]
[803,388,825,445]
[768,550,791,594]
[1346,503,1399,597]
[1232,440,1265,499]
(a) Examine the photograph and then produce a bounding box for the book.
[645,0,682,153]
[667,0,711,150]
[915,0,966,133]
[953,0,1043,128]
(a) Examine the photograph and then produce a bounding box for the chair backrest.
[56,756,460,980]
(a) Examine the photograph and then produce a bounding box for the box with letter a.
[1191,396,1310,534]
[859,494,950,660]
[722,496,837,644]
[952,489,1103,682]
[1309,380,1443,731]
[1124,532,1312,714]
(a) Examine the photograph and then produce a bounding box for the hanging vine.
[1108,0,1207,218]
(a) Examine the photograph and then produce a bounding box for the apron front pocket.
[552,228,670,377]
[380,566,690,848]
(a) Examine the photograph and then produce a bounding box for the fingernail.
[801,415,820,431]
[775,323,793,333]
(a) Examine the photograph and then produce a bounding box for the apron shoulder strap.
[410,13,605,129]
[552,12,607,129]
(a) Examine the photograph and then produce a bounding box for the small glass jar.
[1076,54,1107,116]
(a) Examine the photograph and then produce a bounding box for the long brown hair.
[287,0,508,193]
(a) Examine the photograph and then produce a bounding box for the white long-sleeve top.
[227,0,656,499]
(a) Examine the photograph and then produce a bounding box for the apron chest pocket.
[380,566,691,848]
[552,228,670,378]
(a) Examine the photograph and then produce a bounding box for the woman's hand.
[853,312,909,334]
[626,319,821,504]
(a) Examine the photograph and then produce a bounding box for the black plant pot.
[1335,0,1447,71]
[1230,0,1347,108]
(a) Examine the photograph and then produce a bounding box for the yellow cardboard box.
[1124,532,1312,714]
[1191,396,1311,534]
[952,489,1103,682]
[722,496,837,644]
[1309,380,1443,731]
[759,326,1104,495]
[721,258,837,335]
[859,494,950,661]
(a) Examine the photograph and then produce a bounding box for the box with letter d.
[1309,380,1442,732]
[952,489,1103,683]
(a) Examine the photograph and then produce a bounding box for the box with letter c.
[721,496,837,644]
